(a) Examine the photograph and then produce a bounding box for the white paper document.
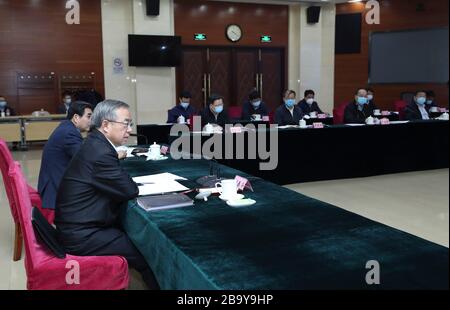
[133,173,189,196]
[136,180,189,196]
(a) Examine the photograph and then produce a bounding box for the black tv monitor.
[128,35,181,67]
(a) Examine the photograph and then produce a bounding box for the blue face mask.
[252,100,261,108]
[214,105,223,114]
[357,97,368,105]
[0,101,6,108]
[180,101,190,109]
[416,97,426,106]
[426,100,433,105]
[285,99,296,109]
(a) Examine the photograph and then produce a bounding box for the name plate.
[230,126,243,134]
[262,116,270,122]
[381,111,391,116]
[440,108,448,113]
[380,118,390,125]
[318,114,327,119]
[312,122,324,129]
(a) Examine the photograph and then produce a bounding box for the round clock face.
[226,24,242,42]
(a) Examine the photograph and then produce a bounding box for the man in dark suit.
[343,88,374,124]
[38,101,93,214]
[55,100,159,289]
[57,91,73,115]
[367,88,379,112]
[404,90,430,121]
[167,90,197,123]
[297,90,324,115]
[241,90,269,121]
[275,90,303,126]
[0,95,16,116]
[200,94,230,128]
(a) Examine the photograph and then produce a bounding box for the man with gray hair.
[55,100,159,289]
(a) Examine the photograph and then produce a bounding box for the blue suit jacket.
[38,120,83,210]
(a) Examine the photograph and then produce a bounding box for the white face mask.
[306,98,314,105]
[367,95,374,101]
[64,98,72,105]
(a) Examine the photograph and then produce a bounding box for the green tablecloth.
[121,157,448,290]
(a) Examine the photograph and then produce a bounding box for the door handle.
[202,74,207,107]
[259,74,263,98]
[208,74,211,98]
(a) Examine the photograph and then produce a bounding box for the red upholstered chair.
[0,139,54,261]
[394,100,407,120]
[8,162,130,290]
[333,102,348,125]
[268,111,275,124]
[228,106,242,120]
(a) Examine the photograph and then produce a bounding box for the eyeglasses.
[107,120,134,128]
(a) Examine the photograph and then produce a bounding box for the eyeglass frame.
[106,119,134,129]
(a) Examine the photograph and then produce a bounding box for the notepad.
[137,193,194,212]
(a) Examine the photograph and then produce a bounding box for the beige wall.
[102,0,175,126]
[289,3,336,114]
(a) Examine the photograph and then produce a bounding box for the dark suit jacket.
[298,99,323,115]
[55,129,139,250]
[274,105,304,126]
[38,120,83,210]
[241,101,269,121]
[200,107,230,127]
[343,101,375,124]
[167,104,197,123]
[404,102,429,121]
[57,104,69,114]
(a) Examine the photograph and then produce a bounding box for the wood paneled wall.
[0,0,104,114]
[174,0,288,48]
[335,0,449,110]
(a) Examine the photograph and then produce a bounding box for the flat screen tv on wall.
[128,34,182,67]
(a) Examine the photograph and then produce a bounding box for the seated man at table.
[0,95,16,116]
[167,90,197,124]
[57,91,73,115]
[200,94,229,128]
[55,100,159,289]
[343,88,374,124]
[38,101,93,216]
[297,90,323,115]
[241,90,269,121]
[274,90,303,126]
[404,91,430,121]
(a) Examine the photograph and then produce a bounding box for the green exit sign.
[260,35,272,43]
[194,33,207,41]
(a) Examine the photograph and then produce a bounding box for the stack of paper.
[132,173,189,196]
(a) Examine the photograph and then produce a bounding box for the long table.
[0,114,66,149]
[121,157,448,290]
[143,120,448,185]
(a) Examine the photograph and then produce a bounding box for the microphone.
[130,133,148,145]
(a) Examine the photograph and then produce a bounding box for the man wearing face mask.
[343,88,374,124]
[167,90,197,123]
[298,90,324,115]
[200,94,229,128]
[404,91,430,121]
[57,91,73,115]
[0,95,16,117]
[425,90,438,110]
[274,90,304,126]
[241,90,269,121]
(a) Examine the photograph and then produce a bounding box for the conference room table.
[157,120,448,185]
[120,157,448,290]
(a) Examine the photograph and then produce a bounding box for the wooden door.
[208,48,233,106]
[260,48,284,112]
[177,47,207,111]
[233,48,259,107]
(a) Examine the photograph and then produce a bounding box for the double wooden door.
[177,46,284,113]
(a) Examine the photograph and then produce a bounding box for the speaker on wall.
[307,6,321,24]
[146,0,160,16]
